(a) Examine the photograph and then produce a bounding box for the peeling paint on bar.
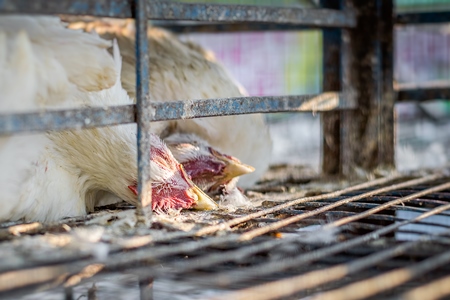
[0,93,353,136]
[0,105,135,135]
[0,0,356,28]
[147,2,355,27]
[155,93,350,120]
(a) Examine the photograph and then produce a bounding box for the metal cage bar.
[0,0,356,27]
[396,11,450,25]
[1,172,450,299]
[0,93,354,135]
[134,0,152,221]
[396,84,450,102]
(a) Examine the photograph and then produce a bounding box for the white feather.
[0,15,116,112]
[219,185,253,212]
[0,16,119,222]
[0,133,87,222]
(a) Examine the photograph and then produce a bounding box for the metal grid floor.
[2,170,450,299]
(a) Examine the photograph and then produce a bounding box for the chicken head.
[128,133,218,211]
[165,133,255,194]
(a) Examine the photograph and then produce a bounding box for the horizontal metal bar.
[156,22,309,33]
[397,87,450,102]
[306,202,450,218]
[396,11,450,25]
[0,93,353,135]
[0,1,356,28]
[0,105,136,135]
[152,2,355,27]
[153,93,352,119]
[0,0,133,18]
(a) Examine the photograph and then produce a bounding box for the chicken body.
[69,20,273,188]
[0,27,216,222]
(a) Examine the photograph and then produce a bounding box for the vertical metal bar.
[87,283,97,300]
[321,0,342,175]
[341,0,394,177]
[134,0,152,223]
[139,277,154,300]
[340,0,357,178]
[64,287,73,300]
[378,0,395,169]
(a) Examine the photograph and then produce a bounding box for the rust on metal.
[0,93,354,136]
[0,0,356,28]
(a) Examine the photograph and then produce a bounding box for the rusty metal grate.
[1,1,450,299]
[1,171,450,299]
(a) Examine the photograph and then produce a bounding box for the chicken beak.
[210,149,255,179]
[189,184,218,210]
[223,159,255,179]
[179,164,218,210]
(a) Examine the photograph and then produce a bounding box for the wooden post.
[321,0,342,175]
[379,0,395,170]
[341,0,395,178]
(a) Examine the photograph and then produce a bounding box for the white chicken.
[0,20,217,222]
[68,19,273,189]
[0,128,216,222]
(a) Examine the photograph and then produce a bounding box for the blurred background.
[157,0,450,173]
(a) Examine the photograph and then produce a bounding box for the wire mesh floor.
[2,168,450,300]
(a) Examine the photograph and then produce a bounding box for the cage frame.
[0,0,446,235]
